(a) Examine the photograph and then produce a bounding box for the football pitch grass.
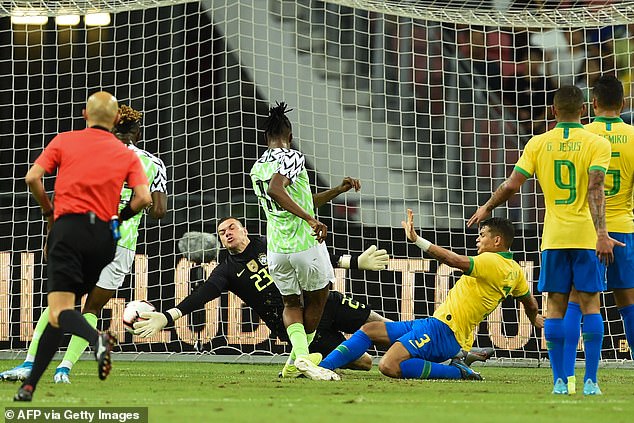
[0,360,632,422]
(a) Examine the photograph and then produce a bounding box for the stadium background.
[0,0,632,363]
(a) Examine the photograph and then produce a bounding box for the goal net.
[1,0,633,364]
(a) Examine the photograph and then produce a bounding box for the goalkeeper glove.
[339,245,389,271]
[358,245,389,270]
[133,308,182,338]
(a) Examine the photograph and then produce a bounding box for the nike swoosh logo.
[237,269,245,277]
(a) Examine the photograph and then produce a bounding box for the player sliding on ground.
[318,209,543,380]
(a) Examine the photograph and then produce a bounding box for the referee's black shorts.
[310,291,371,356]
[46,213,116,296]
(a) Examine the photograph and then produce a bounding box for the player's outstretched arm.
[134,271,225,338]
[402,209,470,272]
[467,170,526,227]
[312,176,361,208]
[517,294,544,329]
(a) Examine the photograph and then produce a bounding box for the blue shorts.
[538,249,606,293]
[385,317,461,363]
[607,232,634,290]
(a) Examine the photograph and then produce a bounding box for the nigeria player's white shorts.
[96,245,135,291]
[268,243,335,296]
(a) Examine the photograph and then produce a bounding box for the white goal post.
[1,0,633,364]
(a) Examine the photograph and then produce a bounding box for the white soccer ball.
[122,300,156,333]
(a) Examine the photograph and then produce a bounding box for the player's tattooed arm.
[588,169,624,264]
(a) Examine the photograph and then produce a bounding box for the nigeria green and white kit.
[250,148,335,295]
[96,145,167,290]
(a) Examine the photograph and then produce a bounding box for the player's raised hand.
[358,245,389,271]
[308,218,328,243]
[467,205,491,227]
[401,208,419,242]
[339,177,361,193]
[133,312,167,338]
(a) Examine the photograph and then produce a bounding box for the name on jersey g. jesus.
[545,142,583,151]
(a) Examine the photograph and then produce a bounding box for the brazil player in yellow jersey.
[468,85,623,395]
[563,75,634,395]
[318,209,543,380]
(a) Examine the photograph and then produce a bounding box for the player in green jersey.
[1,105,167,384]
[250,102,359,380]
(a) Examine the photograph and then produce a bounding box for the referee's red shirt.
[35,127,149,222]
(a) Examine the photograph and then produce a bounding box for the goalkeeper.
[1,104,167,385]
[135,217,387,374]
[135,217,494,375]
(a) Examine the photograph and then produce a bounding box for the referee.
[16,91,152,401]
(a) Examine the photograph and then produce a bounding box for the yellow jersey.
[515,122,611,250]
[585,117,634,233]
[433,251,529,350]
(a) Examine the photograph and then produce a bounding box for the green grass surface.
[0,360,632,422]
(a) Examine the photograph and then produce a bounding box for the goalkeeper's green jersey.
[118,145,167,251]
[250,148,317,254]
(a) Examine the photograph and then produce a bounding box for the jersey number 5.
[605,152,621,197]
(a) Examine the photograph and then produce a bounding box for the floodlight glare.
[56,15,81,26]
[11,14,49,25]
[84,13,111,26]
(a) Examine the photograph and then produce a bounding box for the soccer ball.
[122,300,156,333]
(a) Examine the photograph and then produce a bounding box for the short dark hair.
[480,217,515,249]
[592,75,624,111]
[263,102,293,139]
[216,216,244,230]
[553,85,584,116]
